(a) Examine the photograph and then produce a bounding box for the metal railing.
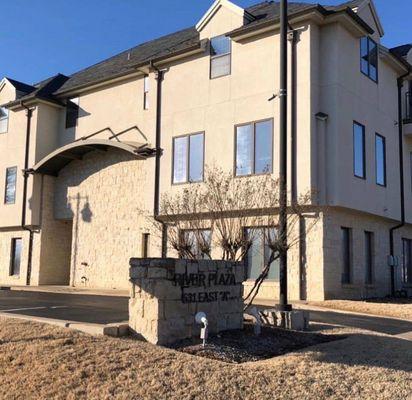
[405,92,412,122]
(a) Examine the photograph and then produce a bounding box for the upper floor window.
[4,166,17,204]
[353,122,366,179]
[360,37,378,82]
[235,119,273,176]
[172,132,204,184]
[210,35,231,79]
[0,107,9,133]
[375,133,386,186]
[65,97,79,129]
[143,76,149,110]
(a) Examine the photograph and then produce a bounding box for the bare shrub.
[155,166,320,305]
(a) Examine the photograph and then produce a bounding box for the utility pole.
[278,0,292,311]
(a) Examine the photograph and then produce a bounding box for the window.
[172,132,204,184]
[0,107,9,133]
[245,227,279,281]
[4,167,17,204]
[142,233,150,258]
[353,122,366,179]
[341,227,352,284]
[10,238,22,276]
[365,231,374,285]
[235,119,273,176]
[402,239,412,284]
[143,76,149,110]
[65,97,79,129]
[375,134,386,186]
[410,152,412,192]
[210,35,231,79]
[181,229,211,259]
[360,36,378,82]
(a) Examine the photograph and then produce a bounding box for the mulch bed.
[170,322,343,363]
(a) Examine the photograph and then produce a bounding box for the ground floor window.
[402,238,412,284]
[245,227,279,281]
[364,231,374,284]
[10,238,22,276]
[341,227,352,284]
[181,229,211,259]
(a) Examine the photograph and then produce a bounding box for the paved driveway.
[0,290,129,324]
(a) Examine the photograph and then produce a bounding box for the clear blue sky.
[0,0,409,85]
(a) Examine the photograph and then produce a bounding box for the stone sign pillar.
[129,258,247,345]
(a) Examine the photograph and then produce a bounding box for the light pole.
[278,0,292,312]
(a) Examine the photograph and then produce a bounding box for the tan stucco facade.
[0,0,411,300]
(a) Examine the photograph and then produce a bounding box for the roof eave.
[228,6,374,41]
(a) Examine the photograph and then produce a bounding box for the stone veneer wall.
[323,207,412,299]
[129,258,246,345]
[54,148,152,289]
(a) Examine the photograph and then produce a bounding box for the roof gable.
[196,0,254,32]
[354,0,384,37]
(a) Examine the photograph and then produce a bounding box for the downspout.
[151,61,168,257]
[288,29,299,205]
[20,101,36,285]
[389,71,410,296]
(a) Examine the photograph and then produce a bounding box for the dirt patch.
[171,322,342,363]
[310,299,412,321]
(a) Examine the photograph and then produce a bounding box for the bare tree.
[155,166,320,305]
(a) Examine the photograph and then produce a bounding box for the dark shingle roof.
[6,78,36,94]
[390,44,412,59]
[5,0,376,103]
[55,27,201,94]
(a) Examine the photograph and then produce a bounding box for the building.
[0,0,412,301]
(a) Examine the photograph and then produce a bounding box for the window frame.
[179,228,212,260]
[0,107,9,134]
[143,76,149,110]
[209,35,232,80]
[9,238,22,277]
[341,227,353,285]
[353,121,366,180]
[375,133,386,187]
[4,166,17,205]
[360,36,379,83]
[244,225,279,282]
[234,118,274,177]
[364,231,374,285]
[402,238,412,285]
[171,131,205,185]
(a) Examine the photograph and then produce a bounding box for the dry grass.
[310,300,412,321]
[0,318,411,400]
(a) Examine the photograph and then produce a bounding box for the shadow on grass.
[311,333,412,373]
[303,309,412,335]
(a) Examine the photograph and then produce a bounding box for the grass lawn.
[309,299,412,321]
[0,317,411,399]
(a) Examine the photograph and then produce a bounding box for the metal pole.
[278,0,291,311]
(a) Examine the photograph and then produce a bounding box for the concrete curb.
[293,304,412,323]
[0,311,129,337]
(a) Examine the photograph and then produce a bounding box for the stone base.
[259,309,310,331]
